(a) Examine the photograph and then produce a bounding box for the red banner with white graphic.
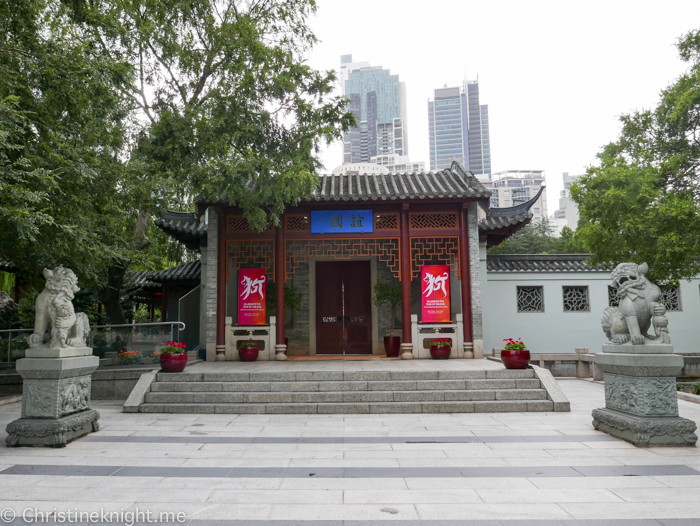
[238,268,267,326]
[421,265,451,323]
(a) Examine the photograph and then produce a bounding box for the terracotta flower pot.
[239,347,259,362]
[160,352,187,373]
[384,336,401,358]
[501,349,531,369]
[430,344,451,360]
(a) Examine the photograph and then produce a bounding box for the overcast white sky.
[305,0,700,213]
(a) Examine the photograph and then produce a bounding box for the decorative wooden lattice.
[226,240,275,282]
[285,215,310,232]
[286,239,400,282]
[375,213,399,230]
[608,285,620,307]
[227,215,274,233]
[410,212,458,230]
[410,237,460,280]
[563,286,590,312]
[517,286,544,313]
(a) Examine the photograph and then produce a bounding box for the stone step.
[154,369,536,383]
[144,388,549,405]
[150,378,542,393]
[138,399,555,414]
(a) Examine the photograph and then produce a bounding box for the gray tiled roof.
[479,185,545,232]
[124,270,160,291]
[149,260,200,283]
[154,210,206,251]
[309,162,490,201]
[479,210,532,231]
[487,254,610,272]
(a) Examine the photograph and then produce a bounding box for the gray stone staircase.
[135,369,564,414]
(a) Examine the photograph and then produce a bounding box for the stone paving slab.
[1,379,700,522]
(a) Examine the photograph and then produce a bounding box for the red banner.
[421,265,451,323]
[238,268,267,326]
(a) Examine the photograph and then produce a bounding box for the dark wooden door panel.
[316,262,344,354]
[316,261,372,355]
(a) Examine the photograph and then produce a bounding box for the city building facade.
[341,55,408,164]
[550,172,583,235]
[428,79,491,175]
[478,170,548,222]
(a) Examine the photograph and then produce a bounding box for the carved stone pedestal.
[6,348,100,447]
[6,409,100,448]
[592,347,697,447]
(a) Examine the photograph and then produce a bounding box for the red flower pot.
[501,349,531,369]
[430,344,451,360]
[384,336,401,358]
[239,347,259,362]
[160,352,187,373]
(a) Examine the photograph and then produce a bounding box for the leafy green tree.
[571,29,700,284]
[1,0,352,322]
[487,218,586,255]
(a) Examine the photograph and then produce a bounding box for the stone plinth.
[592,346,697,447]
[6,350,100,448]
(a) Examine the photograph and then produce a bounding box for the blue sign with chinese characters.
[310,210,374,234]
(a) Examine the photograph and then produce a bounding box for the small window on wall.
[517,286,544,313]
[660,286,681,311]
[563,286,590,312]
[608,285,620,307]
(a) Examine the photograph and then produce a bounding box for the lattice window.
[226,240,275,282]
[660,286,681,311]
[227,215,273,233]
[563,286,589,312]
[286,239,400,282]
[285,215,309,232]
[375,213,399,230]
[227,216,251,232]
[410,213,458,230]
[411,237,460,280]
[517,286,544,313]
[608,285,620,307]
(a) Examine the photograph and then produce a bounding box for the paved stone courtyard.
[1,377,700,524]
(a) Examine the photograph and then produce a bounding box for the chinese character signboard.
[238,268,266,325]
[421,265,451,323]
[310,210,374,234]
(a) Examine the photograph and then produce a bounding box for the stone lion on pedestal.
[601,262,670,345]
[27,267,90,349]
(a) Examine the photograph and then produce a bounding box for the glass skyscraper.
[341,55,408,164]
[428,79,491,175]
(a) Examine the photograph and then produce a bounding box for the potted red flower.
[429,338,452,360]
[238,340,259,362]
[159,341,188,373]
[501,338,530,369]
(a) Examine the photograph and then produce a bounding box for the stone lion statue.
[601,262,670,345]
[27,267,90,349]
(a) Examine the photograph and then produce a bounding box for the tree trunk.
[97,264,128,325]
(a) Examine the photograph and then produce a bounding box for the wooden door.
[316,261,372,355]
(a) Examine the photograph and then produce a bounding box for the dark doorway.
[316,261,372,355]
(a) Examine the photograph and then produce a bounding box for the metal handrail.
[90,322,186,330]
[88,321,186,349]
[0,328,33,367]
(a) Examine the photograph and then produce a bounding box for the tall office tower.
[341,55,408,164]
[428,78,491,175]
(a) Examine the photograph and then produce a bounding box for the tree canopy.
[487,219,587,255]
[0,0,352,322]
[571,29,700,284]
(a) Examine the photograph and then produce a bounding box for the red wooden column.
[399,204,413,359]
[274,220,287,360]
[459,203,474,358]
[216,210,226,359]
